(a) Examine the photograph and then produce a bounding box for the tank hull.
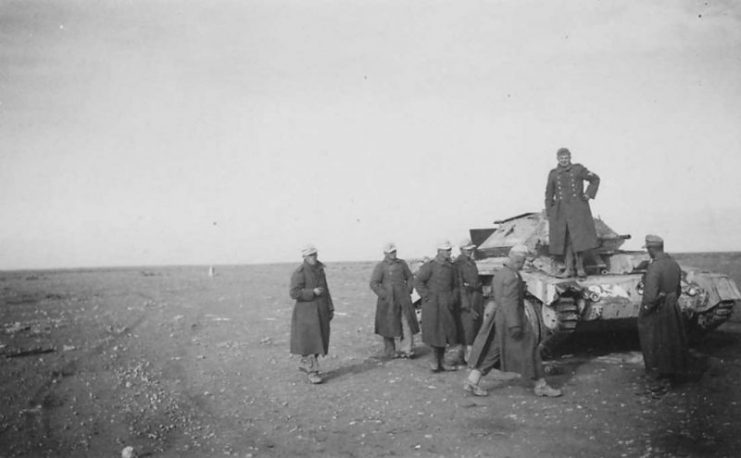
[471,212,740,353]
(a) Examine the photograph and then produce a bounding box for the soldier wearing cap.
[414,240,462,372]
[545,147,600,278]
[637,234,688,395]
[369,243,419,359]
[289,244,334,384]
[465,245,562,397]
[454,238,484,363]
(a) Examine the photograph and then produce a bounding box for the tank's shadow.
[548,329,642,358]
[542,326,741,386]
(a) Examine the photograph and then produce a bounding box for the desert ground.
[1,253,741,457]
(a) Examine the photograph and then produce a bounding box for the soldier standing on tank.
[464,245,562,397]
[414,240,461,372]
[289,244,334,384]
[455,239,483,363]
[637,234,689,395]
[545,147,600,278]
[369,243,419,359]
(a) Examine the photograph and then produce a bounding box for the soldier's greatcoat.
[637,252,688,377]
[545,163,600,255]
[487,264,544,380]
[369,258,419,338]
[414,255,461,347]
[454,254,483,345]
[289,260,334,356]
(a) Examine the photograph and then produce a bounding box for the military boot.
[463,369,488,397]
[534,379,562,397]
[557,249,575,278]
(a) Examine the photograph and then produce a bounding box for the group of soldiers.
[288,148,689,397]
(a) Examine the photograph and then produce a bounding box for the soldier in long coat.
[455,239,483,362]
[414,240,461,372]
[545,147,600,278]
[369,243,419,359]
[289,244,334,384]
[464,245,562,397]
[637,235,688,394]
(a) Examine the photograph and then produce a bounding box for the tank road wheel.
[538,296,580,359]
[524,298,544,345]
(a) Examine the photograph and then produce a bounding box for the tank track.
[695,300,735,332]
[539,296,580,358]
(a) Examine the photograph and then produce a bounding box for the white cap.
[301,244,318,257]
[383,242,397,253]
[437,240,453,250]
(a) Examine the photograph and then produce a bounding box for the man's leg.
[396,313,414,358]
[301,354,323,384]
[383,337,396,358]
[430,346,456,372]
[464,369,488,396]
[429,346,443,372]
[558,233,575,278]
[575,250,587,278]
[299,355,314,373]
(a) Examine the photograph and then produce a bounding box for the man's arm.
[641,263,662,311]
[369,263,386,298]
[582,166,600,199]
[289,269,315,302]
[320,269,334,318]
[494,270,523,335]
[414,262,432,300]
[401,260,415,294]
[544,170,556,214]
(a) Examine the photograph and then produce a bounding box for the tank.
[471,211,740,355]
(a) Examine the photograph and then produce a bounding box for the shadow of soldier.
[320,358,391,383]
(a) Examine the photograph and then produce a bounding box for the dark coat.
[467,300,498,370]
[545,163,600,255]
[370,258,420,338]
[414,254,461,347]
[637,252,688,377]
[289,260,333,356]
[490,264,544,379]
[454,254,483,345]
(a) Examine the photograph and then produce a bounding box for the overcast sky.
[1,0,740,270]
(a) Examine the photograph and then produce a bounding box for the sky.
[1,0,740,270]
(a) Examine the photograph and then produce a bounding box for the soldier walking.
[289,244,334,384]
[369,243,419,359]
[455,239,483,363]
[637,234,688,395]
[414,240,461,372]
[464,245,562,397]
[545,147,600,278]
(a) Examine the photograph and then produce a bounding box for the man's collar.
[653,252,669,261]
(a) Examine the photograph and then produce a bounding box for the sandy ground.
[1,256,741,457]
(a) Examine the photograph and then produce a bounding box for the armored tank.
[471,211,740,354]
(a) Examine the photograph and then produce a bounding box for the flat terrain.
[1,253,741,457]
